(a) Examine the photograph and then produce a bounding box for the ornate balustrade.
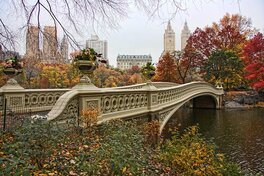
[47,89,150,123]
[0,79,224,132]
[0,88,70,113]
[47,81,224,125]
[114,82,178,90]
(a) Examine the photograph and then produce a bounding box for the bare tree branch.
[0,0,227,52]
[0,19,16,51]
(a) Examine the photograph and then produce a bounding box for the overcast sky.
[1,0,264,67]
[102,0,263,66]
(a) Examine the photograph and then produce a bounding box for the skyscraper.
[43,26,57,58]
[164,21,175,53]
[26,26,39,56]
[60,35,69,62]
[86,34,108,60]
[181,21,191,50]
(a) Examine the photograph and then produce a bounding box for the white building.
[86,34,108,60]
[181,21,191,50]
[164,21,176,53]
[117,54,152,70]
[160,21,176,59]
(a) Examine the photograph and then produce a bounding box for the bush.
[0,119,242,175]
[159,126,242,175]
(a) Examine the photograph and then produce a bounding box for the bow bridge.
[46,81,224,132]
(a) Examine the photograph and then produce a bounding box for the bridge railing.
[47,88,151,123]
[114,82,179,90]
[150,82,223,111]
[0,88,70,114]
[47,81,224,123]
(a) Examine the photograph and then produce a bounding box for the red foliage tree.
[183,13,253,75]
[242,32,264,91]
[153,52,178,82]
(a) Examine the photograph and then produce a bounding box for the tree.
[39,63,78,88]
[242,32,264,91]
[203,50,244,90]
[172,50,197,83]
[22,56,41,88]
[128,73,144,85]
[183,13,253,74]
[93,65,122,88]
[153,52,178,82]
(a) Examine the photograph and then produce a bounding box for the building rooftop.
[117,54,152,59]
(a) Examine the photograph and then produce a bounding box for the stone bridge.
[46,81,224,132]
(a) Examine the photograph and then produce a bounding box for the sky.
[1,0,264,67]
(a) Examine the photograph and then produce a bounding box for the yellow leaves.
[122,166,127,173]
[81,108,100,128]
[160,126,226,176]
[216,153,225,162]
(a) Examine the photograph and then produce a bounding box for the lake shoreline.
[224,90,264,109]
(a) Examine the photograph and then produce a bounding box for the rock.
[244,96,257,105]
[225,101,244,108]
[234,96,244,104]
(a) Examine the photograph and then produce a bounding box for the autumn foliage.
[182,13,256,90]
[203,50,244,89]
[81,108,100,127]
[184,13,252,63]
[153,52,178,82]
[242,32,264,91]
[0,120,241,175]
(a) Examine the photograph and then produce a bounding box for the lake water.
[163,108,264,174]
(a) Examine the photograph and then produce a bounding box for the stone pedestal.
[0,78,24,90]
[72,75,98,90]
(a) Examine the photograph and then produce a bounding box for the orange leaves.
[153,52,178,83]
[39,63,79,88]
[81,108,100,127]
[143,120,160,146]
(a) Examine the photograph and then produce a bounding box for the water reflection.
[163,108,264,174]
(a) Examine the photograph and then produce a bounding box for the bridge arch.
[159,92,221,133]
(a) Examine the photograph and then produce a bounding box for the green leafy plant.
[70,48,100,62]
[141,62,156,80]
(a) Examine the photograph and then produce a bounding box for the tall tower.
[164,21,175,53]
[26,26,39,56]
[60,35,69,62]
[181,21,191,50]
[43,26,58,58]
[86,34,108,60]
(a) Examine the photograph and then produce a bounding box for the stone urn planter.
[2,56,23,76]
[3,67,22,76]
[76,60,97,75]
[148,71,155,79]
[141,62,156,81]
[1,56,24,90]
[71,48,101,89]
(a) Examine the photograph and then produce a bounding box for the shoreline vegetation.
[0,119,242,175]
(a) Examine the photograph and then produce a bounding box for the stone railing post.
[216,86,224,109]
[0,79,25,109]
[142,82,159,120]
